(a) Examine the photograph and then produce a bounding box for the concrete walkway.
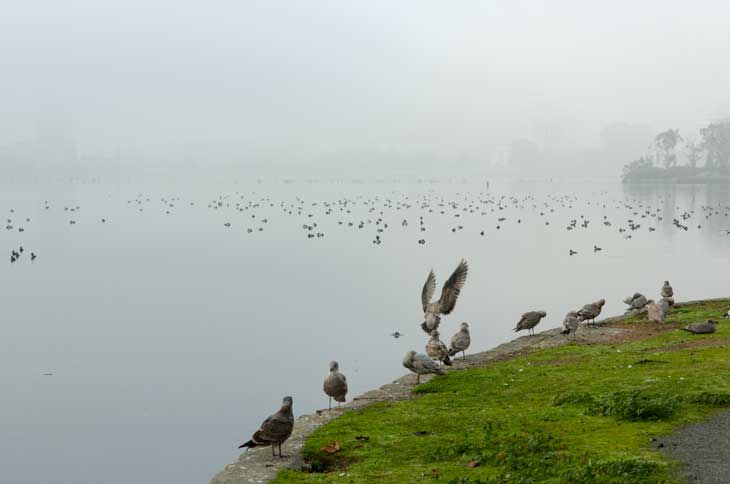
[658,411,730,484]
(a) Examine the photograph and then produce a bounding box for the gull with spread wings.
[420,259,469,334]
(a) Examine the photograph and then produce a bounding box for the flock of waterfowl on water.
[6,187,730,267]
[238,256,727,460]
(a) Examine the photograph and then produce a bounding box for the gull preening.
[239,396,294,458]
[577,299,605,325]
[682,320,717,334]
[425,330,452,366]
[448,322,471,358]
[514,311,547,336]
[402,350,445,384]
[420,259,468,334]
[323,361,348,410]
[561,310,579,338]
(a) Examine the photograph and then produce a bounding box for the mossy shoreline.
[214,298,730,484]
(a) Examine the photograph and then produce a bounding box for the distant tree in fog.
[621,155,656,181]
[700,120,730,171]
[654,129,682,168]
[684,138,703,169]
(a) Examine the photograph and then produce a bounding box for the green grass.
[273,299,730,484]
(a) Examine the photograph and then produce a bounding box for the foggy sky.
[3,0,730,168]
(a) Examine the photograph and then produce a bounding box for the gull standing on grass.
[402,350,446,384]
[420,259,469,334]
[514,311,547,336]
[425,330,452,366]
[239,396,294,458]
[577,299,605,325]
[682,320,717,334]
[323,361,348,410]
[448,322,471,358]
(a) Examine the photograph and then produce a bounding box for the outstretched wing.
[421,270,436,312]
[438,259,468,314]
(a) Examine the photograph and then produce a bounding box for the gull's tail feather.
[238,440,257,450]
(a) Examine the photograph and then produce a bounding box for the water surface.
[1,179,729,484]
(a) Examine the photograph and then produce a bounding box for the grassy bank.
[272,299,730,484]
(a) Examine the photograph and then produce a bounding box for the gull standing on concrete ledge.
[421,259,469,334]
[323,361,348,410]
[577,299,605,325]
[402,350,446,384]
[426,330,452,366]
[448,322,471,358]
[561,310,579,338]
[514,311,547,336]
[239,396,294,458]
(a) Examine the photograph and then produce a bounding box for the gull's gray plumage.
[421,259,468,334]
[426,330,452,366]
[448,322,471,358]
[577,299,605,324]
[682,320,717,334]
[623,293,648,310]
[239,396,294,458]
[403,350,445,384]
[661,281,674,298]
[514,311,547,336]
[323,361,348,410]
[561,310,579,337]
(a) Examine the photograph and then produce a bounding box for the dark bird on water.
[390,331,403,338]
[420,259,468,334]
[238,396,294,458]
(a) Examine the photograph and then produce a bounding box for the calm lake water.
[1,178,729,484]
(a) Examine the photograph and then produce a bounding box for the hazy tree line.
[623,119,730,182]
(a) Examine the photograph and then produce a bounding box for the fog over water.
[1,179,730,484]
[3,1,730,176]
